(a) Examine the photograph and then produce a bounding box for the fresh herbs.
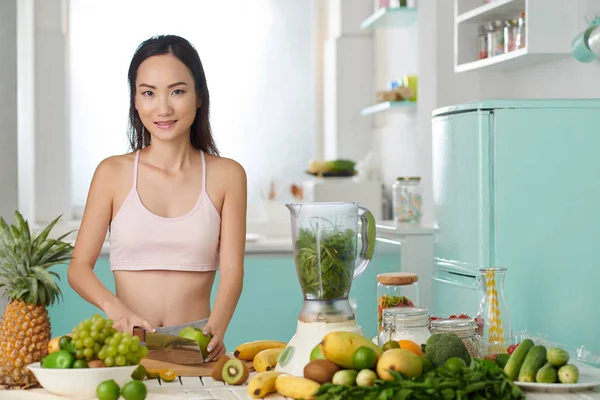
[295,224,356,300]
[313,358,525,400]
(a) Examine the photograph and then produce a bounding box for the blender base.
[275,320,363,377]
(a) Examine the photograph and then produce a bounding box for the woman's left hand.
[203,325,226,363]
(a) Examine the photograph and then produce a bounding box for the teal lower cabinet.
[48,244,400,351]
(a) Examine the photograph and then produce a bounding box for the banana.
[275,374,321,400]
[253,348,283,372]
[233,340,287,361]
[320,331,383,369]
[247,371,284,398]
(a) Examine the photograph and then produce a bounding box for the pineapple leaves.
[0,211,72,306]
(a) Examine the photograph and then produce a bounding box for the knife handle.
[132,326,146,342]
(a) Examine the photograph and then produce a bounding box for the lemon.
[352,346,377,370]
[96,379,120,400]
[121,380,148,400]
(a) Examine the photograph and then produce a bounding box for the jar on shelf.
[478,25,488,59]
[378,307,431,347]
[504,19,518,53]
[492,20,505,56]
[430,318,482,359]
[377,272,419,333]
[485,22,495,57]
[392,177,422,223]
[516,12,526,49]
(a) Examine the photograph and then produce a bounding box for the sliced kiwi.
[211,354,231,381]
[222,358,250,385]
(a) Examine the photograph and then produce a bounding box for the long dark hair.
[127,35,219,156]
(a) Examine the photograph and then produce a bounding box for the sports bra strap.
[201,150,207,193]
[133,150,140,189]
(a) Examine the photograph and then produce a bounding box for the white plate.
[515,364,600,392]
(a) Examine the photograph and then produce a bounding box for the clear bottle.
[377,272,419,333]
[429,318,482,359]
[485,22,495,58]
[378,307,431,347]
[504,20,518,53]
[492,20,505,56]
[516,12,526,49]
[392,177,423,223]
[478,25,488,59]
[476,267,512,357]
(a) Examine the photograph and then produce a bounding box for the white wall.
[0,0,18,314]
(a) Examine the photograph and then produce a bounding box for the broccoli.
[424,333,471,367]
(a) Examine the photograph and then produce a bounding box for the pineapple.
[0,211,73,388]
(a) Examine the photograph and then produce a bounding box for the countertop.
[3,372,600,399]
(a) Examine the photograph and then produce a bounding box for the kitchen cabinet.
[454,0,580,72]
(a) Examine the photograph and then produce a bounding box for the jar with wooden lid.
[377,272,419,333]
[377,307,431,347]
[429,318,482,358]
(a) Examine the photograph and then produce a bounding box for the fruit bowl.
[28,362,137,397]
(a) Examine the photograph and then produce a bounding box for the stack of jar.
[477,12,526,60]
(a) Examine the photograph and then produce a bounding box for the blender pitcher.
[286,201,376,322]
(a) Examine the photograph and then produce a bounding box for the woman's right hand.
[103,299,154,334]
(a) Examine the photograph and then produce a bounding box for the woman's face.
[135,54,200,143]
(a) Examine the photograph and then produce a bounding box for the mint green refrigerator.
[430,99,600,359]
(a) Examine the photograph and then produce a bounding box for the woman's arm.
[204,159,247,361]
[67,157,153,332]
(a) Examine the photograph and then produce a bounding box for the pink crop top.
[109,150,221,272]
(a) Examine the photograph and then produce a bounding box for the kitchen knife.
[132,326,204,365]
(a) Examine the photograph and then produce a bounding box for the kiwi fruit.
[211,354,231,381]
[222,358,250,385]
[303,359,340,384]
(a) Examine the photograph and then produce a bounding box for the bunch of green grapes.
[71,314,149,367]
[97,331,149,367]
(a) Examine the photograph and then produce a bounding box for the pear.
[319,331,382,369]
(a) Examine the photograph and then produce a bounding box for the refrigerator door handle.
[432,269,482,291]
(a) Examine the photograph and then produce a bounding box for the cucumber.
[547,347,570,368]
[503,339,535,381]
[536,362,558,383]
[518,345,547,382]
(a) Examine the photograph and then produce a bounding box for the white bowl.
[28,362,137,398]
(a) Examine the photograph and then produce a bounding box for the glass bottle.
[516,12,526,49]
[476,267,512,357]
[377,272,419,333]
[392,177,423,223]
[378,307,431,347]
[478,25,488,59]
[430,318,482,359]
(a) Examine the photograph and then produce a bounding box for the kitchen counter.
[3,373,600,399]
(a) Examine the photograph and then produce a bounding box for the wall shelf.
[454,0,578,73]
[361,101,416,116]
[360,7,417,30]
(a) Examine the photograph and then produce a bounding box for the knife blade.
[132,326,204,365]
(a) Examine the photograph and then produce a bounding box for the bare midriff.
[113,270,216,328]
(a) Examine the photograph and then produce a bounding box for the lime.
[121,380,148,400]
[419,355,434,373]
[382,340,401,352]
[131,364,147,381]
[310,344,326,361]
[96,379,120,400]
[159,369,177,382]
[444,357,467,373]
[73,359,88,368]
[352,346,377,370]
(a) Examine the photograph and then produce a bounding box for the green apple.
[178,326,212,357]
[310,344,326,361]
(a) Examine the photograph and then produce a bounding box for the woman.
[68,35,247,363]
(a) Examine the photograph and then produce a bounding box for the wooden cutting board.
[140,357,254,377]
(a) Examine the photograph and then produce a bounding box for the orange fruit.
[159,369,177,382]
[398,340,424,356]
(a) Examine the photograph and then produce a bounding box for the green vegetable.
[547,347,570,368]
[536,363,558,383]
[424,333,471,368]
[42,349,75,369]
[295,226,356,300]
[518,345,547,382]
[313,358,525,399]
[495,353,510,369]
[504,339,534,381]
[59,335,77,354]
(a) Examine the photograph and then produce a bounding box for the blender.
[275,201,376,377]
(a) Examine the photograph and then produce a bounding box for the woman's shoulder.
[92,152,136,183]
[206,154,246,178]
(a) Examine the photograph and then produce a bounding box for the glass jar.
[485,22,495,57]
[378,307,431,347]
[430,318,482,359]
[492,20,505,56]
[377,272,419,333]
[516,12,526,49]
[476,267,512,357]
[478,25,488,59]
[392,177,422,223]
[504,20,518,53]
